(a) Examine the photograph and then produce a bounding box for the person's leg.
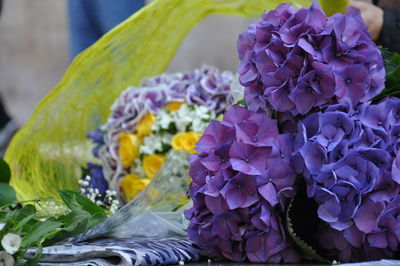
[92,0,145,33]
[67,0,103,59]
[67,0,145,59]
[0,96,10,129]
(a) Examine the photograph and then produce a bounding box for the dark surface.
[185,261,400,266]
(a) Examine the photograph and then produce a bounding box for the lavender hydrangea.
[185,105,301,263]
[237,1,385,115]
[87,66,234,194]
[294,98,400,262]
[101,66,234,137]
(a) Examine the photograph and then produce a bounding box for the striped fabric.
[25,238,202,266]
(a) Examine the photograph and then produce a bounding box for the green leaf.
[16,214,36,234]
[2,204,35,227]
[374,48,400,101]
[0,183,17,207]
[58,190,106,216]
[0,158,11,183]
[17,204,36,217]
[43,211,90,246]
[237,99,247,107]
[286,197,330,264]
[44,209,106,246]
[21,220,63,248]
[87,212,107,228]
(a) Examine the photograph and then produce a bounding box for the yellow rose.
[118,133,141,168]
[171,131,202,154]
[142,154,165,179]
[136,112,155,137]
[165,101,185,112]
[120,174,150,201]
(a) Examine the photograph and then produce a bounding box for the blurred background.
[0,0,398,127]
[0,0,253,127]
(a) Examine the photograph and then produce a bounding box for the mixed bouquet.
[86,66,235,203]
[5,0,400,265]
[186,1,400,263]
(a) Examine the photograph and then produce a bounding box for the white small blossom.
[0,224,5,231]
[230,74,245,103]
[140,133,172,155]
[1,233,22,255]
[194,105,211,119]
[152,109,173,131]
[0,251,15,266]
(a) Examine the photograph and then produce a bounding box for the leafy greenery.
[0,159,108,265]
[0,158,11,183]
[374,48,400,101]
[285,181,331,264]
[0,158,16,207]
[0,183,17,207]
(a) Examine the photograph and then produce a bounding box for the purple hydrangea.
[185,105,300,263]
[89,66,234,193]
[237,1,385,115]
[294,98,400,262]
[102,66,234,137]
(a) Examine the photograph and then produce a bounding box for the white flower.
[230,74,245,103]
[194,105,211,119]
[0,251,15,266]
[0,224,5,231]
[152,110,173,131]
[140,133,172,155]
[1,233,22,255]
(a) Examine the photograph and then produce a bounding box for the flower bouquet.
[186,1,400,263]
[5,0,400,264]
[85,66,236,204]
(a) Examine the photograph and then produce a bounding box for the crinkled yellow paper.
[6,0,348,201]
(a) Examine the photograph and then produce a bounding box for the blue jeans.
[68,0,145,59]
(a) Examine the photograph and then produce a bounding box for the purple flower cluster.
[187,1,398,263]
[86,66,234,194]
[84,163,109,200]
[185,105,300,262]
[101,66,234,134]
[237,1,385,115]
[295,98,400,262]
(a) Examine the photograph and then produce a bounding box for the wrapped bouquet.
[9,0,392,265]
[86,66,236,203]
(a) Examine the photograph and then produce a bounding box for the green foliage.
[374,48,400,101]
[58,190,106,216]
[285,181,331,264]
[0,158,11,183]
[0,183,17,207]
[286,198,330,264]
[237,99,247,107]
[0,159,108,265]
[0,158,16,207]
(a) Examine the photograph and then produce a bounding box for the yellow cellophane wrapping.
[6,0,350,201]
